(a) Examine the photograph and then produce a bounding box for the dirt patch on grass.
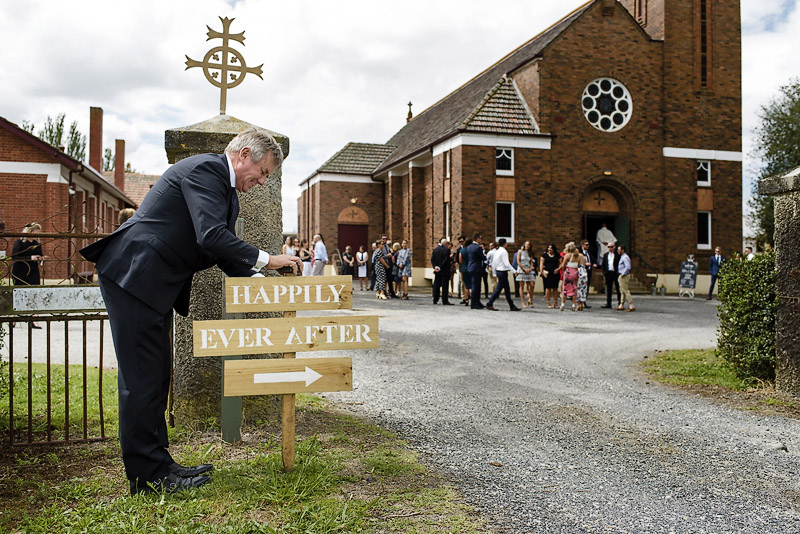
[672,383,800,420]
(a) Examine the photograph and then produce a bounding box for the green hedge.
[716,251,777,381]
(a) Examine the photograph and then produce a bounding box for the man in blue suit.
[81,128,302,494]
[707,246,726,300]
[467,233,486,309]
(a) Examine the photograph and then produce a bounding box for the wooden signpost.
[192,274,377,471]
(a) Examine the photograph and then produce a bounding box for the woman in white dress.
[299,239,313,277]
[516,241,536,309]
[356,245,369,290]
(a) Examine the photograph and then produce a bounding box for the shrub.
[716,251,777,381]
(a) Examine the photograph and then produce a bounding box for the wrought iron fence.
[0,210,115,446]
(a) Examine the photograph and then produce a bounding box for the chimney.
[89,107,103,170]
[114,139,125,191]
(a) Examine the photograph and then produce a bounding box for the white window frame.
[444,202,451,241]
[495,201,515,242]
[697,160,711,186]
[697,211,712,250]
[445,150,451,179]
[496,147,514,176]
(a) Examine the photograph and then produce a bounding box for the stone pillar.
[759,168,800,397]
[164,114,290,425]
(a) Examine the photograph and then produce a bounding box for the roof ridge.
[407,0,594,124]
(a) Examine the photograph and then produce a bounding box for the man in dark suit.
[707,246,726,300]
[467,233,486,309]
[580,239,594,308]
[431,237,453,305]
[81,128,302,494]
[601,241,621,309]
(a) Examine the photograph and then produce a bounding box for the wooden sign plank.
[224,357,352,396]
[225,276,353,312]
[193,315,379,357]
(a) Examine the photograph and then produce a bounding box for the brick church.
[298,0,742,284]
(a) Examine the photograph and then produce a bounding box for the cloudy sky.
[2,0,798,235]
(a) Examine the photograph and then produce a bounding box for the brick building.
[0,108,136,281]
[298,0,742,285]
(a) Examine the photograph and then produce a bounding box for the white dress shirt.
[493,247,513,272]
[225,154,270,272]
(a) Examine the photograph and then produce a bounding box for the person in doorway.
[431,237,453,305]
[79,127,301,495]
[485,238,521,312]
[707,246,726,300]
[601,241,621,309]
[311,234,328,275]
[616,245,635,312]
[595,223,616,268]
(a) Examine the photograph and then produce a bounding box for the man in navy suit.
[601,241,621,309]
[81,128,302,494]
[467,233,486,309]
[707,246,726,300]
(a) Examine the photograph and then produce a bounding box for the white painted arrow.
[253,366,323,387]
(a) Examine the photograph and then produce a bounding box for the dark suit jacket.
[466,242,485,273]
[601,252,621,276]
[708,254,726,275]
[80,153,257,316]
[431,245,451,272]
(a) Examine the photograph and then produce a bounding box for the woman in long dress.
[576,252,589,311]
[373,246,388,300]
[559,242,580,311]
[356,245,369,290]
[515,241,536,309]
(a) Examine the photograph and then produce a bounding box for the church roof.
[315,142,396,177]
[461,76,539,135]
[103,171,160,206]
[375,1,591,174]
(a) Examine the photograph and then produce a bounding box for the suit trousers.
[487,270,515,308]
[605,271,620,307]
[311,261,325,276]
[708,274,719,297]
[470,271,483,308]
[98,274,174,484]
[432,270,450,304]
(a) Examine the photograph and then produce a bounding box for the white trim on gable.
[433,133,551,157]
[509,77,540,133]
[305,172,379,188]
[663,147,743,162]
[0,162,67,183]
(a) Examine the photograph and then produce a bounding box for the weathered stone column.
[759,167,800,397]
[164,114,289,426]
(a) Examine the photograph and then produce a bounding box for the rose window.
[581,78,633,133]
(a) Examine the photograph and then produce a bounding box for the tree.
[27,114,87,162]
[103,148,114,171]
[749,78,800,248]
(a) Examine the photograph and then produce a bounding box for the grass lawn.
[641,349,798,418]
[0,365,490,533]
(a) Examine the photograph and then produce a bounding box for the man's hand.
[267,254,303,275]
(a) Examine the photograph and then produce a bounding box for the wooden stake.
[281,269,297,472]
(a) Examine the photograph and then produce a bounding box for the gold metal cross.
[185,17,264,115]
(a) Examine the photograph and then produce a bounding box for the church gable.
[461,76,539,135]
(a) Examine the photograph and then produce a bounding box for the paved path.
[321,291,800,533]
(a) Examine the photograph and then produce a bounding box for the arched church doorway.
[582,185,632,261]
[337,206,369,254]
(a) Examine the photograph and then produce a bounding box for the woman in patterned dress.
[559,242,580,311]
[374,246,388,300]
[516,241,536,309]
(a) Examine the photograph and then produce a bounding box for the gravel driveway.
[318,291,800,533]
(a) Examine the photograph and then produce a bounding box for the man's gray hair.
[225,127,284,169]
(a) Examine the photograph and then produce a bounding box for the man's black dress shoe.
[471,305,485,309]
[510,306,521,311]
[584,304,592,309]
[601,305,612,309]
[130,472,210,495]
[443,302,455,305]
[485,305,498,311]
[169,462,213,477]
